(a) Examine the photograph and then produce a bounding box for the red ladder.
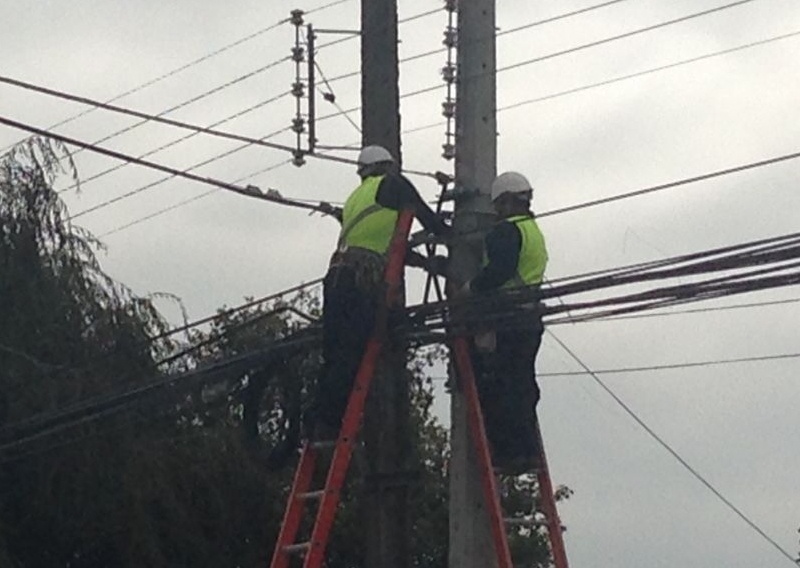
[269,209,414,568]
[451,337,569,568]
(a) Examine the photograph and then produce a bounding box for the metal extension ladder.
[269,209,414,568]
[451,337,570,568]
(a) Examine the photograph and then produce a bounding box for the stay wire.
[546,330,798,565]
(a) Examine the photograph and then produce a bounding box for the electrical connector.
[443,28,457,48]
[291,82,305,98]
[441,64,456,84]
[444,0,457,13]
[291,46,305,63]
[292,117,306,134]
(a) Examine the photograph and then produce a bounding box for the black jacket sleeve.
[470,221,521,292]
[375,174,449,235]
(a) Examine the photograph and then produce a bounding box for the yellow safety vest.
[337,175,399,255]
[502,214,548,289]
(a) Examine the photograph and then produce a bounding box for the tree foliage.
[0,141,555,567]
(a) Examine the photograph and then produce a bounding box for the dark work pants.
[314,264,378,431]
[472,317,544,464]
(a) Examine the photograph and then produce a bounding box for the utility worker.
[461,171,548,473]
[310,145,449,440]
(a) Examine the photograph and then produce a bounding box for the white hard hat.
[357,145,394,166]
[491,171,533,202]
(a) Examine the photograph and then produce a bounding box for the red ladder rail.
[451,337,515,568]
[452,336,570,568]
[534,421,569,568]
[268,209,414,568]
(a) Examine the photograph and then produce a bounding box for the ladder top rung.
[283,542,311,554]
[297,489,325,500]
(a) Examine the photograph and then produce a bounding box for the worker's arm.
[376,174,449,236]
[469,221,521,292]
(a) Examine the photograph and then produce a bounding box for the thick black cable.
[0,115,336,216]
[98,159,293,238]
[546,330,798,565]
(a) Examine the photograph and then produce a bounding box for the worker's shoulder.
[488,218,523,242]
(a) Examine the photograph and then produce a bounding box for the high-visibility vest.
[337,175,399,255]
[502,214,548,288]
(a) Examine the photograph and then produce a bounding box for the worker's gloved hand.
[426,255,449,276]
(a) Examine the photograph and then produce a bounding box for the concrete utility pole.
[360,1,409,568]
[448,0,498,567]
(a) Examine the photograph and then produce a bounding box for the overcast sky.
[2,0,800,565]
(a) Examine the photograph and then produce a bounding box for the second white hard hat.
[357,145,395,166]
[491,171,533,202]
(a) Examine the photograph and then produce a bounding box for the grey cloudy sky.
[2,0,799,565]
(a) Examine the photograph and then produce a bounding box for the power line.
[0,74,302,159]
[0,114,338,217]
[571,296,800,322]
[60,91,292,193]
[69,56,293,157]
[98,159,294,238]
[305,0,353,15]
[546,330,798,565]
[537,149,800,219]
[0,20,291,155]
[495,0,758,76]
[539,350,800,376]
[401,29,800,136]
[326,0,634,83]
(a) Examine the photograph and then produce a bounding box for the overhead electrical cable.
[537,150,800,219]
[68,56,293,157]
[325,0,634,83]
[317,0,758,124]
[61,91,292,193]
[0,74,438,187]
[401,29,800,136]
[580,296,800,322]
[0,115,338,217]
[538,351,800,376]
[98,159,294,238]
[546,330,798,565]
[0,19,291,155]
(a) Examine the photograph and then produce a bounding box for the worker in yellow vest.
[462,171,548,474]
[309,145,449,440]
